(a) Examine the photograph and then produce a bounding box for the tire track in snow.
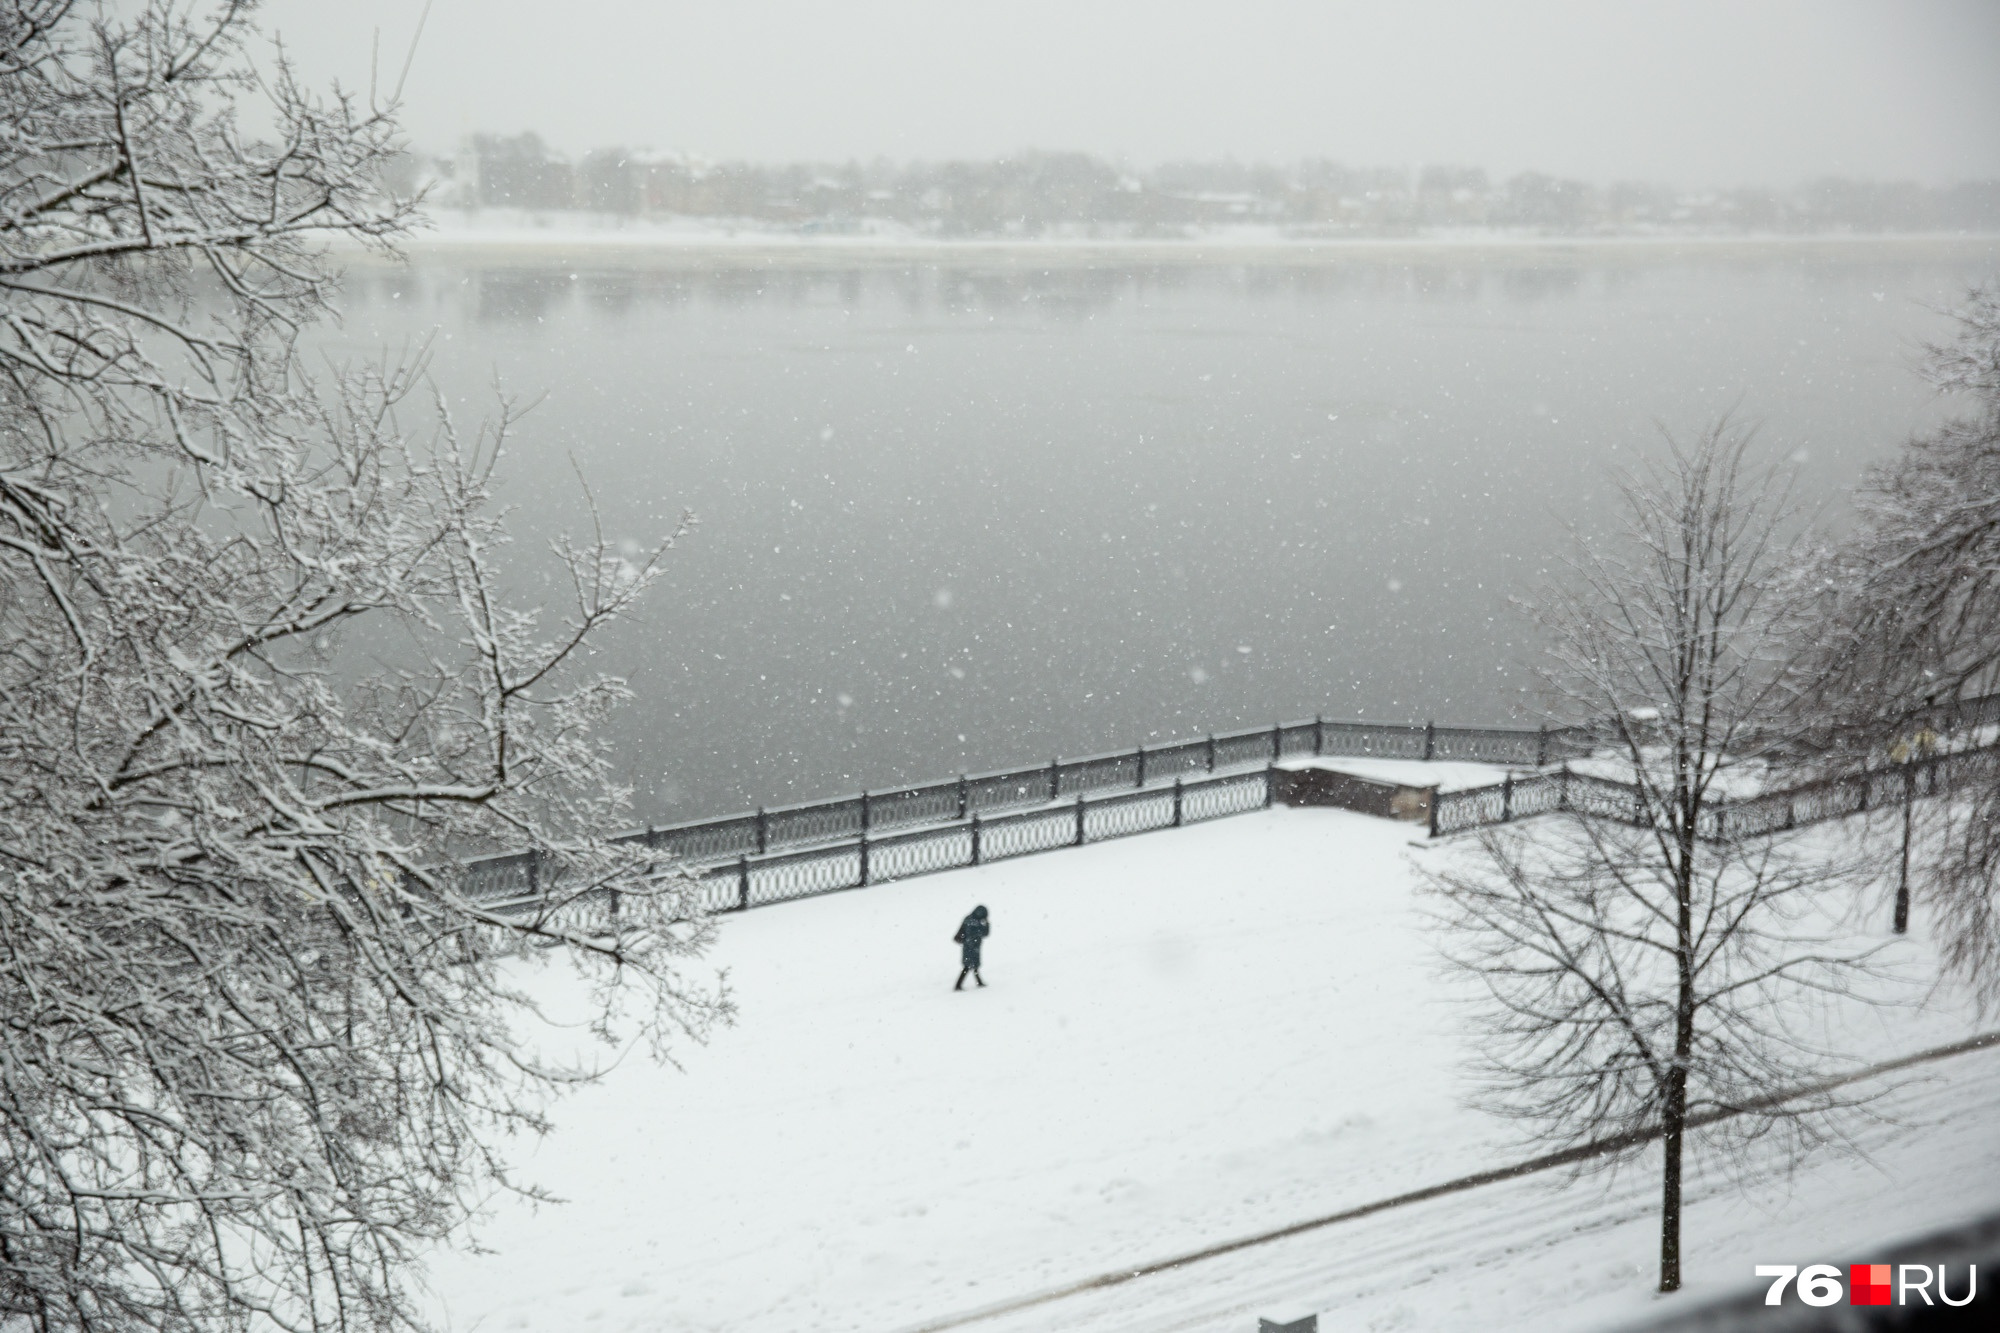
[894,1029,2000,1333]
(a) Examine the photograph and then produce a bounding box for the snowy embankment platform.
[425,803,1999,1333]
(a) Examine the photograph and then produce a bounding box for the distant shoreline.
[329,222,2000,270]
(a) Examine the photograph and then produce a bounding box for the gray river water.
[324,240,1997,822]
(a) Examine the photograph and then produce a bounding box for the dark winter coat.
[953,906,990,967]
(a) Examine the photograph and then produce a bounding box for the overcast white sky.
[260,0,2000,185]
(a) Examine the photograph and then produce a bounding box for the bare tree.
[1424,425,1880,1294]
[0,4,725,1330]
[1814,286,2000,1002]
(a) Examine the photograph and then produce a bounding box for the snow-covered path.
[423,807,1996,1333]
[924,1041,2000,1333]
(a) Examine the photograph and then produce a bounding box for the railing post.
[755,806,768,855]
[1172,777,1184,827]
[1265,762,1275,808]
[1535,723,1548,768]
[1502,772,1513,822]
[1424,720,1436,762]
[1559,763,1571,812]
[957,774,969,821]
[1049,757,1060,802]
[1074,793,1086,845]
[736,854,749,911]
[1314,713,1324,756]
[1135,745,1147,789]
[1206,733,1217,772]
[970,815,982,866]
[525,850,539,900]
[859,790,871,836]
[1271,723,1282,761]
[858,832,870,886]
[1428,788,1439,837]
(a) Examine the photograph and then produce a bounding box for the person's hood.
[972,905,988,918]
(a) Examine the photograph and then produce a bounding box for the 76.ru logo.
[1754,1263,1977,1307]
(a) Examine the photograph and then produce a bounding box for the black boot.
[974,970,986,987]
[954,967,969,991]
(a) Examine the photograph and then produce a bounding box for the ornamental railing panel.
[872,826,974,882]
[870,783,964,832]
[982,807,1079,861]
[1058,751,1141,797]
[1183,771,1268,822]
[1315,721,1428,760]
[1084,789,1177,842]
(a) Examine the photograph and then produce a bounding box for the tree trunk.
[1660,1061,1686,1292]
[1662,814,1697,1294]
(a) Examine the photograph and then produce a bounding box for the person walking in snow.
[953,905,990,990]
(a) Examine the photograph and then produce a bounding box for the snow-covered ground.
[1276,755,1518,792]
[422,803,1996,1333]
[952,1048,2000,1333]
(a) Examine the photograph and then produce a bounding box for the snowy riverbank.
[422,802,1994,1333]
[329,213,2000,268]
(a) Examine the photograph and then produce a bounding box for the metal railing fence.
[477,766,1276,925]
[464,691,2000,919]
[1430,740,2000,841]
[462,713,1599,902]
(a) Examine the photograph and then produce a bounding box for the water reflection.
[349,257,1699,324]
[325,245,1996,823]
[341,252,1990,331]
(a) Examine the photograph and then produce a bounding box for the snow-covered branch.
[0,5,726,1330]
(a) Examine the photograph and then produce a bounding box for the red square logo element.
[1850,1263,1891,1306]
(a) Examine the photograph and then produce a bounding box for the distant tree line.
[388,134,2000,237]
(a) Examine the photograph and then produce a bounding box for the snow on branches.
[0,4,725,1330]
[1817,287,2000,1008]
[1424,426,1882,1295]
